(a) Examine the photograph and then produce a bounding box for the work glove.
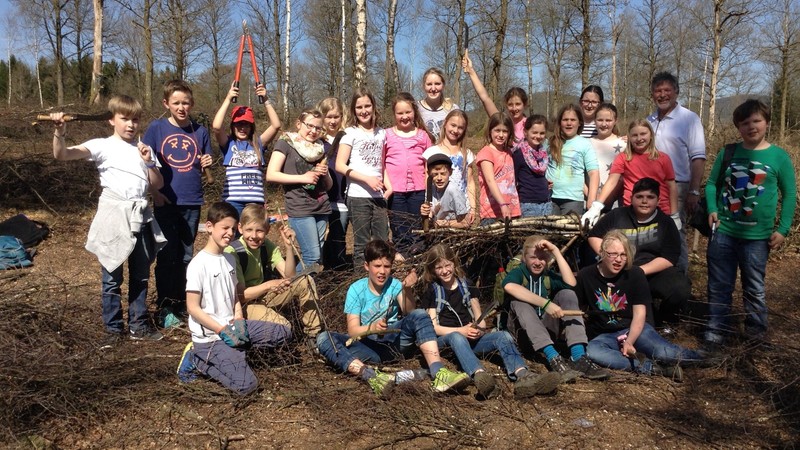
[581,201,605,229]
[219,319,250,348]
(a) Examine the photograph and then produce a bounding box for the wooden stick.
[345,328,401,347]
[561,310,586,317]
[34,112,112,124]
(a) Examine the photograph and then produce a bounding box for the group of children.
[51,67,794,398]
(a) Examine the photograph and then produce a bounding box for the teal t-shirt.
[344,277,403,326]
[224,237,285,287]
[546,135,598,201]
[706,143,797,239]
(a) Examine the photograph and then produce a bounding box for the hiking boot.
[514,372,561,398]
[570,355,612,381]
[548,355,581,383]
[176,342,198,383]
[651,362,684,383]
[431,368,470,393]
[99,331,125,350]
[473,371,499,399]
[368,370,395,398]
[129,327,164,341]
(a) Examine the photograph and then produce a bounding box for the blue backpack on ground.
[0,236,32,270]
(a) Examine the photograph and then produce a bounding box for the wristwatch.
[688,189,700,196]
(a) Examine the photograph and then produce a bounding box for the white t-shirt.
[647,103,706,183]
[186,250,238,344]
[340,126,386,199]
[590,135,627,189]
[83,137,159,200]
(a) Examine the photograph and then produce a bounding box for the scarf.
[282,132,325,163]
[514,140,548,175]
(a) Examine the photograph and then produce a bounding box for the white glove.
[581,201,605,229]
[670,212,682,231]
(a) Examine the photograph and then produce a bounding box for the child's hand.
[314,162,328,175]
[620,340,636,357]
[402,270,418,288]
[383,187,393,200]
[462,52,473,74]
[280,224,296,247]
[537,240,557,253]
[266,278,291,294]
[301,170,321,185]
[50,112,66,134]
[435,219,450,227]
[465,325,483,339]
[199,154,213,169]
[365,176,385,193]
[137,142,154,163]
[500,204,511,219]
[544,301,564,319]
[420,203,431,217]
[152,190,171,207]
[371,317,388,332]
[466,210,475,226]
[255,83,268,100]
[769,231,785,249]
[707,212,719,232]
[226,84,239,101]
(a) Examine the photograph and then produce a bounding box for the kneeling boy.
[420,153,470,229]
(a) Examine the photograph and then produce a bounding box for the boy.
[705,99,797,346]
[50,96,167,343]
[316,239,470,397]
[420,153,470,229]
[177,202,292,395]
[503,236,611,381]
[142,80,213,328]
[224,204,322,344]
[588,178,687,328]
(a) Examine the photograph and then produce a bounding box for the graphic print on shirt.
[594,282,628,325]
[619,223,659,250]
[228,144,259,167]
[360,139,384,168]
[721,158,770,227]
[160,133,199,173]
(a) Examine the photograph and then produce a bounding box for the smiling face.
[423,73,444,102]
[651,81,678,114]
[600,239,627,276]
[394,100,415,131]
[207,216,237,251]
[505,95,525,121]
[429,164,451,190]
[354,95,374,128]
[560,110,580,138]
[443,115,466,145]
[490,123,510,148]
[238,219,268,250]
[594,109,616,139]
[523,244,550,276]
[232,121,253,140]
[433,258,456,286]
[297,115,324,142]
[323,108,343,136]
[631,189,659,219]
[163,91,193,125]
[737,112,768,148]
[580,92,601,121]
[629,125,652,154]
[109,113,140,142]
[526,123,546,147]
[364,257,393,291]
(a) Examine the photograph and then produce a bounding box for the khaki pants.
[244,276,322,338]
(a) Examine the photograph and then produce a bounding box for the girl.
[512,115,551,217]
[502,236,611,380]
[418,68,460,137]
[266,109,332,269]
[383,92,433,257]
[422,110,477,224]
[579,85,604,138]
[476,113,521,225]
[590,103,626,202]
[335,88,389,268]
[421,244,562,399]
[546,104,599,215]
[212,83,281,216]
[317,97,349,271]
[584,120,677,226]
[462,53,528,142]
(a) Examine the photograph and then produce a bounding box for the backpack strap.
[715,143,738,191]
[433,278,474,325]
[230,239,275,283]
[229,239,249,274]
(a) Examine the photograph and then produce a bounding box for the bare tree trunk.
[525,0,533,114]
[488,0,508,100]
[354,0,366,88]
[143,0,154,108]
[707,1,722,135]
[383,0,398,110]
[339,0,346,97]
[700,41,709,124]
[283,0,291,120]
[272,0,284,111]
[608,0,622,105]
[90,0,103,105]
[53,0,65,106]
[579,0,590,87]
[453,0,466,104]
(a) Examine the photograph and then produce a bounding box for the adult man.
[646,72,706,273]
[587,178,690,329]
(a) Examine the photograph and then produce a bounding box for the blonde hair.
[600,230,635,270]
[316,97,347,134]
[108,95,142,118]
[239,204,269,228]
[422,244,466,285]
[421,68,453,110]
[437,109,470,175]
[625,119,659,161]
[522,235,553,266]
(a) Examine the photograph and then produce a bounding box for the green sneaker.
[368,370,395,398]
[431,368,470,393]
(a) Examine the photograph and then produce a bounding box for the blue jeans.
[154,204,201,310]
[346,196,389,268]
[587,322,703,372]
[706,231,770,342]
[288,215,328,270]
[323,207,348,270]
[437,330,527,380]
[101,224,155,333]
[316,309,437,372]
[520,202,553,217]
[388,190,424,256]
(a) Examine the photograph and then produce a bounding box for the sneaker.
[129,327,164,341]
[651,362,684,383]
[570,355,612,381]
[431,368,471,393]
[99,331,125,350]
[514,372,561,398]
[176,342,198,382]
[368,370,395,398]
[548,355,581,383]
[473,371,499,399]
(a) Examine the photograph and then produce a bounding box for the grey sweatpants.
[510,289,588,351]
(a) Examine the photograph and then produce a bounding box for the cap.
[231,106,255,124]
[426,153,453,170]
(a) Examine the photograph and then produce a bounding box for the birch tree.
[354,0,367,87]
[383,0,399,109]
[90,0,103,104]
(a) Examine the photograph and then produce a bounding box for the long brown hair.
[422,244,466,285]
[549,104,584,166]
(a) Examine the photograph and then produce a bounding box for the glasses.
[581,100,599,106]
[605,252,627,261]
[303,122,324,133]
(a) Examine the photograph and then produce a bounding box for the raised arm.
[212,84,237,147]
[51,113,90,160]
[257,84,282,144]
[462,51,499,117]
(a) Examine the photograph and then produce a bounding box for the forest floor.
[1,115,799,449]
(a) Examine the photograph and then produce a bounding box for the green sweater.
[706,143,797,239]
